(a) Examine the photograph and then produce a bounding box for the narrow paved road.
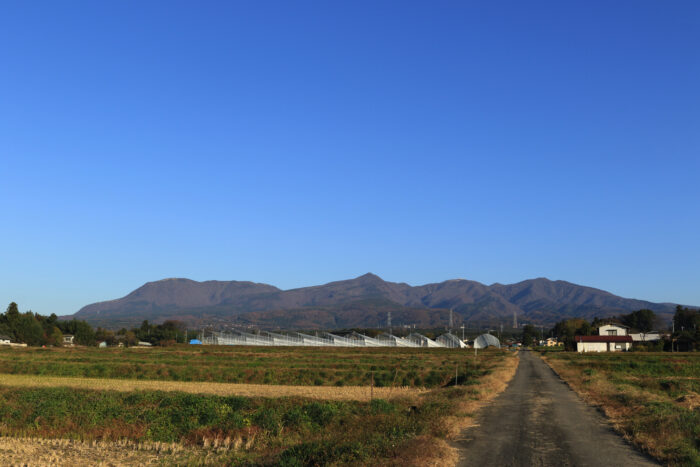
[454,351,658,467]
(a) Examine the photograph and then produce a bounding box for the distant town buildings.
[0,335,27,347]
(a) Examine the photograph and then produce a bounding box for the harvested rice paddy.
[0,344,492,388]
[0,373,425,401]
[0,345,517,465]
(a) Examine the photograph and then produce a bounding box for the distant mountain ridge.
[71,274,682,329]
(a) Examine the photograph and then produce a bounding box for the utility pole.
[672,321,675,352]
[388,311,392,336]
[449,309,454,333]
[460,324,465,341]
[513,311,517,329]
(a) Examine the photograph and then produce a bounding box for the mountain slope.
[489,278,674,319]
[71,274,682,329]
[76,278,280,322]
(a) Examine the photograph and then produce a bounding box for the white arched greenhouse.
[473,333,501,349]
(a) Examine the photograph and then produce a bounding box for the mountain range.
[70,273,682,330]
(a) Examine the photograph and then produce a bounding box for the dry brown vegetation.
[541,352,700,466]
[0,347,519,466]
[408,351,520,466]
[0,436,231,466]
[0,373,424,401]
[451,350,519,431]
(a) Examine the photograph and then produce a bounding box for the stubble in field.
[0,373,425,401]
[0,437,226,466]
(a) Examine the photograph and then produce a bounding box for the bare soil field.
[0,373,424,401]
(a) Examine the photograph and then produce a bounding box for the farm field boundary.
[541,352,700,466]
[0,373,424,401]
[437,350,520,464]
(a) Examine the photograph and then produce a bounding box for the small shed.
[63,335,75,345]
[0,335,11,345]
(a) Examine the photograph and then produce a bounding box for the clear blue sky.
[1,1,698,316]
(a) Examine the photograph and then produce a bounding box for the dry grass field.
[0,345,518,466]
[0,437,227,466]
[0,373,425,401]
[541,351,700,466]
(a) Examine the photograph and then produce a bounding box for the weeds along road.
[454,350,658,467]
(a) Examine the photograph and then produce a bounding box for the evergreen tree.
[522,324,537,346]
[15,313,44,346]
[621,309,656,333]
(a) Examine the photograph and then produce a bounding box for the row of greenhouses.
[199,330,499,349]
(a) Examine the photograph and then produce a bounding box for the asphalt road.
[453,350,658,467]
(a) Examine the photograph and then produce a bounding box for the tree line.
[1,303,198,347]
[548,306,699,351]
[0,302,95,346]
[672,305,700,351]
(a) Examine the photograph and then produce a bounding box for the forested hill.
[69,274,682,329]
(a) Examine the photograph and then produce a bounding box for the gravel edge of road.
[442,351,521,467]
[538,353,663,466]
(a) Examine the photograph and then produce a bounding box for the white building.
[0,335,11,345]
[597,323,629,336]
[576,335,632,352]
[544,337,561,347]
[629,332,661,342]
[576,323,634,352]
